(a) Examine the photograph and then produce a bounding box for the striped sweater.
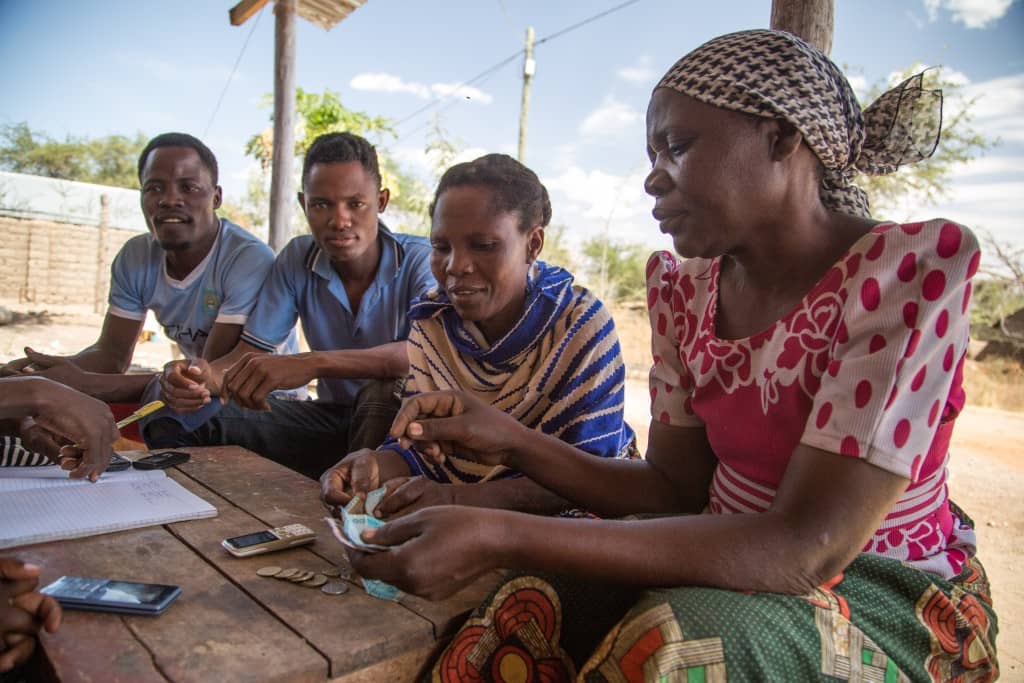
[385,262,636,483]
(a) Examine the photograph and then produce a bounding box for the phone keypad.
[276,524,314,539]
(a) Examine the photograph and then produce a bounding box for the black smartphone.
[132,451,191,470]
[107,453,132,472]
[40,576,181,616]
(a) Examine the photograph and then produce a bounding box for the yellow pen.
[115,400,166,430]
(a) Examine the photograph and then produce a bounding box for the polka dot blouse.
[647,220,980,578]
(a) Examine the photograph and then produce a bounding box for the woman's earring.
[526,261,538,288]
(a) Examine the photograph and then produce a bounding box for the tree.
[540,223,578,273]
[857,66,994,217]
[971,230,1024,338]
[245,87,429,227]
[383,116,463,234]
[581,237,648,303]
[218,168,271,240]
[0,123,147,189]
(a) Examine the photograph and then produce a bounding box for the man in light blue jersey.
[0,133,287,457]
[152,132,434,479]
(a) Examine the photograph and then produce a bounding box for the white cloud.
[905,9,927,28]
[953,154,1024,177]
[391,144,489,178]
[550,144,580,172]
[924,180,1024,248]
[942,72,1024,142]
[350,73,493,104]
[922,0,1014,28]
[430,83,493,104]
[349,73,429,98]
[579,98,643,138]
[616,56,657,85]
[885,66,969,89]
[892,71,1024,250]
[543,164,663,247]
[228,160,265,184]
[960,73,1024,121]
[942,68,971,87]
[847,75,869,99]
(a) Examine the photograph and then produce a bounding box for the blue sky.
[1,0,1021,254]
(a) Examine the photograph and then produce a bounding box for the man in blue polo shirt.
[0,133,285,459]
[151,132,434,479]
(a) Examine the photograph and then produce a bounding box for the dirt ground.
[1,301,1021,676]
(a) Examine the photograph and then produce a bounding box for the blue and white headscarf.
[384,261,637,483]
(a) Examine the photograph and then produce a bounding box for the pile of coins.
[256,565,351,595]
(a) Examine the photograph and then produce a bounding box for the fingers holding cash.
[389,390,525,469]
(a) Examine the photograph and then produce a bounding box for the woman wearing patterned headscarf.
[344,30,998,681]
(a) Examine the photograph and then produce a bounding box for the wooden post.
[95,194,109,313]
[770,0,834,55]
[517,26,535,164]
[269,0,297,253]
[21,225,35,303]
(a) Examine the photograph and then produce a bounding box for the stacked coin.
[257,566,349,595]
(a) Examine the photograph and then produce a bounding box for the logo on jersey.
[202,288,220,312]
[166,325,210,345]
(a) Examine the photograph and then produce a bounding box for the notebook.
[0,466,218,549]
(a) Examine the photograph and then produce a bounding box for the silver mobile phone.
[41,576,181,616]
[221,523,316,557]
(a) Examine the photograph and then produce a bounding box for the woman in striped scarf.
[320,153,636,518]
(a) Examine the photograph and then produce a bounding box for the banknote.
[323,495,403,602]
[324,515,388,553]
[365,486,387,517]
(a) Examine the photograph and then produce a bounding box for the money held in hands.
[324,488,403,601]
[324,489,390,553]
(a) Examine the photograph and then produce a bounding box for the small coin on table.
[256,566,282,577]
[275,568,299,580]
[302,574,328,588]
[322,582,349,596]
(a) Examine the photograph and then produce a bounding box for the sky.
[1,0,1021,258]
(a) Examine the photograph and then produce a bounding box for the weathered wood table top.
[8,446,499,682]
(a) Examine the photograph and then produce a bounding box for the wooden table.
[8,446,500,682]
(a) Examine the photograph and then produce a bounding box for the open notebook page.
[0,468,217,549]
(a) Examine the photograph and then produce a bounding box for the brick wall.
[0,216,138,310]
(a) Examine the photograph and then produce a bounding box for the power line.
[494,0,521,42]
[393,0,644,134]
[395,66,508,144]
[535,0,643,47]
[394,51,522,129]
[203,3,266,138]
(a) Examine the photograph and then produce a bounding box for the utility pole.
[517,26,535,163]
[770,0,834,54]
[269,0,297,252]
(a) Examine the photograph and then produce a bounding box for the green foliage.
[244,87,427,223]
[857,66,995,216]
[392,117,472,234]
[244,88,394,169]
[581,236,648,303]
[218,168,270,240]
[970,230,1024,338]
[540,223,578,272]
[970,279,1024,332]
[0,122,148,189]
